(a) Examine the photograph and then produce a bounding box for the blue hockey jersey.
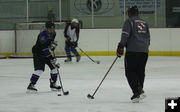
[32,29,56,58]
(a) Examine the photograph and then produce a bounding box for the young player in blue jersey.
[27,21,61,93]
[64,18,81,62]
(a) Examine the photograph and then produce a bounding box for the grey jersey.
[120,16,150,53]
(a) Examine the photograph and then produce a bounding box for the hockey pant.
[65,44,80,58]
[30,54,58,84]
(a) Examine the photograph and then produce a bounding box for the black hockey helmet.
[127,5,139,16]
[45,21,55,29]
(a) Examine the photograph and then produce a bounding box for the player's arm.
[75,27,80,42]
[146,24,150,46]
[120,20,132,46]
[64,23,71,40]
[42,48,58,68]
[49,32,57,51]
[52,31,56,41]
[117,20,132,57]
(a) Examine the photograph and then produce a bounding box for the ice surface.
[0,56,180,112]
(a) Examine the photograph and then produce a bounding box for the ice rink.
[0,56,180,112]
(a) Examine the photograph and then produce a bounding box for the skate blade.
[140,94,146,100]
[26,89,37,94]
[64,62,72,64]
[64,61,72,63]
[132,98,140,103]
[51,88,61,91]
[132,95,146,103]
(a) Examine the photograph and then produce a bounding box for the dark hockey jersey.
[32,29,56,58]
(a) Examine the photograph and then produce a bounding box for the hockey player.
[64,18,81,62]
[116,6,150,103]
[27,21,61,92]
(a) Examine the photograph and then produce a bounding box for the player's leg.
[27,70,43,92]
[46,60,61,91]
[125,52,141,102]
[27,54,45,92]
[64,44,72,62]
[138,53,148,90]
[137,53,148,99]
[71,47,81,62]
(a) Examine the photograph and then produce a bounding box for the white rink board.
[0,28,180,53]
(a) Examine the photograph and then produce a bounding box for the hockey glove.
[50,58,60,68]
[72,42,77,48]
[116,43,124,58]
[50,41,58,51]
[66,36,71,41]
[65,40,72,46]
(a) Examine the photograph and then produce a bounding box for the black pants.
[124,52,148,94]
[33,54,55,71]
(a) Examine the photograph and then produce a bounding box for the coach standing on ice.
[116,6,150,103]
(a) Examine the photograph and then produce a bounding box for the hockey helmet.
[71,18,79,24]
[127,5,139,16]
[45,21,55,29]
[71,18,79,27]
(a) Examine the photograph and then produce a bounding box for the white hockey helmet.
[71,18,79,24]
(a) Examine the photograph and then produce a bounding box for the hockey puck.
[57,94,61,96]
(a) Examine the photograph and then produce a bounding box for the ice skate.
[26,83,37,93]
[50,79,61,91]
[131,92,141,103]
[76,55,81,62]
[131,90,146,103]
[64,57,72,62]
[139,90,146,100]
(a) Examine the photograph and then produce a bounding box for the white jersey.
[66,25,77,42]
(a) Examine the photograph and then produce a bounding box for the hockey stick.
[78,47,100,64]
[52,51,69,96]
[87,56,118,99]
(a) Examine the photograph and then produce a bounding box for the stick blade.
[87,94,94,99]
[95,61,100,64]
[63,91,69,95]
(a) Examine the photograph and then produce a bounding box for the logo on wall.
[74,0,114,16]
[87,0,102,12]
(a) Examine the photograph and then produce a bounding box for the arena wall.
[0,28,180,57]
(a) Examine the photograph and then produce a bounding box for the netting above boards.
[15,22,65,30]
